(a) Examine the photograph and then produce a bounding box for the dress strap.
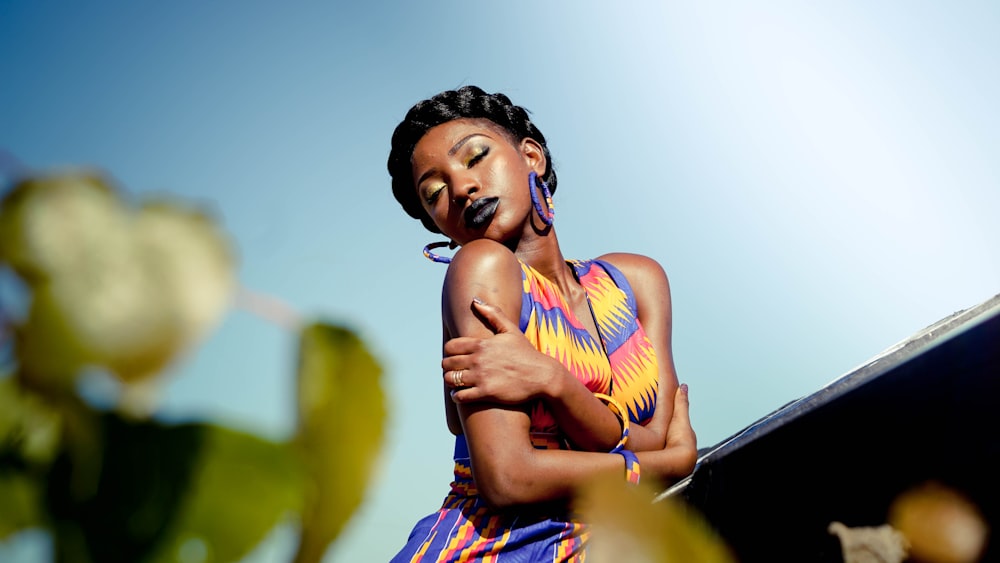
[518,262,533,333]
[589,259,640,319]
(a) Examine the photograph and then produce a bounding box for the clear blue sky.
[2,2,998,561]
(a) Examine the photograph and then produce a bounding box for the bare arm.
[441,241,696,508]
[444,298,628,452]
[444,252,679,452]
[441,239,623,452]
[460,376,696,509]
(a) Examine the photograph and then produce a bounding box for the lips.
[464,197,499,229]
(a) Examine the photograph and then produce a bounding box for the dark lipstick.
[464,197,499,229]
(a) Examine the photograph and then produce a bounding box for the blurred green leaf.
[0,374,52,541]
[0,374,58,539]
[0,375,62,469]
[16,286,117,393]
[0,470,43,540]
[45,413,205,563]
[151,424,304,563]
[44,413,302,563]
[293,323,387,563]
[577,477,735,563]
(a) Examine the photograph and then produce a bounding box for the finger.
[669,384,697,446]
[450,386,484,404]
[441,355,472,372]
[669,385,692,430]
[442,369,470,389]
[444,337,481,356]
[672,384,690,417]
[471,297,519,334]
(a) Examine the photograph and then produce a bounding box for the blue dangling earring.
[529,171,554,226]
[423,240,455,264]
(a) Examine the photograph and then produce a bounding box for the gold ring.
[456,370,465,386]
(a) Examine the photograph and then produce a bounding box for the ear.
[520,138,547,177]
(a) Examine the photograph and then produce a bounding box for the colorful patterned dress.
[392,259,660,562]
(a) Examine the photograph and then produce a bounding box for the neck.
[513,227,580,295]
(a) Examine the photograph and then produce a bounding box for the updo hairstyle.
[388,86,556,233]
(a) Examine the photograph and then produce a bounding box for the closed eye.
[425,185,445,205]
[468,146,489,167]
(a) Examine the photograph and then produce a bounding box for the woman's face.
[411,118,545,246]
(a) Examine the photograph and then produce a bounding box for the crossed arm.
[439,239,697,509]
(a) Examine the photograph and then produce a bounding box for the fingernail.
[472,296,484,305]
[680,383,689,395]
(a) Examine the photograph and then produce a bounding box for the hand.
[637,385,698,482]
[665,384,696,452]
[442,298,561,404]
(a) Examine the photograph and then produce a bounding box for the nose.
[450,173,479,206]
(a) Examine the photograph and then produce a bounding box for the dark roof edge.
[656,291,1000,502]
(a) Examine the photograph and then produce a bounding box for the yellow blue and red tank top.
[392,259,660,562]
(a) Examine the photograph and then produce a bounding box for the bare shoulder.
[446,239,522,288]
[597,252,670,292]
[443,239,523,337]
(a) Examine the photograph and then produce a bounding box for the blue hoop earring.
[529,171,554,226]
[423,241,455,264]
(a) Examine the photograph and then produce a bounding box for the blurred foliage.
[577,476,735,563]
[889,481,989,563]
[293,324,386,563]
[0,171,386,562]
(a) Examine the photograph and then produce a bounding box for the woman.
[388,86,697,562]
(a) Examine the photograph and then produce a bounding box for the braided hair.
[388,86,556,233]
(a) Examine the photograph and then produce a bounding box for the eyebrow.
[415,133,491,187]
[448,133,488,156]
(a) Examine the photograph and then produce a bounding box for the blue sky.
[2,2,998,561]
